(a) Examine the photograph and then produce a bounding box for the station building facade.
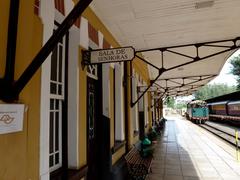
[0,0,162,179]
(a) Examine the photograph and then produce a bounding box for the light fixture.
[195,0,214,9]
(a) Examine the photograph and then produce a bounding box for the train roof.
[188,100,207,106]
[228,101,240,105]
[205,91,240,103]
[207,101,228,105]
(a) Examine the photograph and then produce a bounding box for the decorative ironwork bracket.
[130,37,240,107]
[81,50,91,70]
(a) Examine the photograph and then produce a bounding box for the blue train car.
[186,100,209,124]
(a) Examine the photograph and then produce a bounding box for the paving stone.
[163,175,184,180]
[183,176,201,180]
[165,168,182,176]
[147,117,240,180]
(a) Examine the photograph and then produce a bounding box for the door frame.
[86,67,102,179]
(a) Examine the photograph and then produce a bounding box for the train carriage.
[208,100,240,125]
[186,100,209,124]
[228,101,240,116]
[208,101,228,115]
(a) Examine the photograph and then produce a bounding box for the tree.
[164,96,175,108]
[230,55,240,89]
[175,103,187,109]
[194,83,236,100]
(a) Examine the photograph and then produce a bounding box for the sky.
[176,50,240,102]
[208,50,240,86]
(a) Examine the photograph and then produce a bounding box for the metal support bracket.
[130,37,240,107]
[81,50,91,70]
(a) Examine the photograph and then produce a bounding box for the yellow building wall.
[77,5,122,167]
[148,92,153,127]
[132,57,150,83]
[128,56,152,148]
[110,67,115,148]
[112,146,126,165]
[0,0,9,78]
[79,6,129,166]
[133,56,152,133]
[0,1,154,178]
[72,0,120,47]
[75,1,153,166]
[0,1,43,180]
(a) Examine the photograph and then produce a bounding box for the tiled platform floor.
[147,116,240,180]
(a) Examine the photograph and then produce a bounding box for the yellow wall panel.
[148,92,152,127]
[0,0,43,179]
[128,57,151,147]
[112,146,126,165]
[0,0,9,78]
[132,57,150,83]
[75,1,152,164]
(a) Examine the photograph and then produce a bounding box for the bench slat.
[125,147,153,180]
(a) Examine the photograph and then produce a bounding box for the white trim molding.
[115,63,125,141]
[39,0,55,179]
[80,17,89,49]
[68,24,80,169]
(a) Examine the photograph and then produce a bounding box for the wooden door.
[87,77,98,180]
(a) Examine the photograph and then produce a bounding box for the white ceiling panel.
[90,0,240,97]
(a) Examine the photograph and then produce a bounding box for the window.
[113,63,125,152]
[49,31,66,172]
[49,99,62,170]
[50,36,65,99]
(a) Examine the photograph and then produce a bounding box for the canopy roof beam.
[130,37,239,107]
[136,37,240,54]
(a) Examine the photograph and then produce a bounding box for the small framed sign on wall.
[0,104,25,134]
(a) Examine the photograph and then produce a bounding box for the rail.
[199,122,239,146]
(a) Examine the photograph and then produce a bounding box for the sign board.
[138,86,158,92]
[0,104,25,134]
[86,47,135,64]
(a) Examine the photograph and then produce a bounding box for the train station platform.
[147,116,240,180]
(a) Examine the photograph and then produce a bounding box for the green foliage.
[164,96,175,108]
[194,83,236,100]
[230,55,240,89]
[175,103,187,109]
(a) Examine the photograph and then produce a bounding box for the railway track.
[199,122,240,147]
